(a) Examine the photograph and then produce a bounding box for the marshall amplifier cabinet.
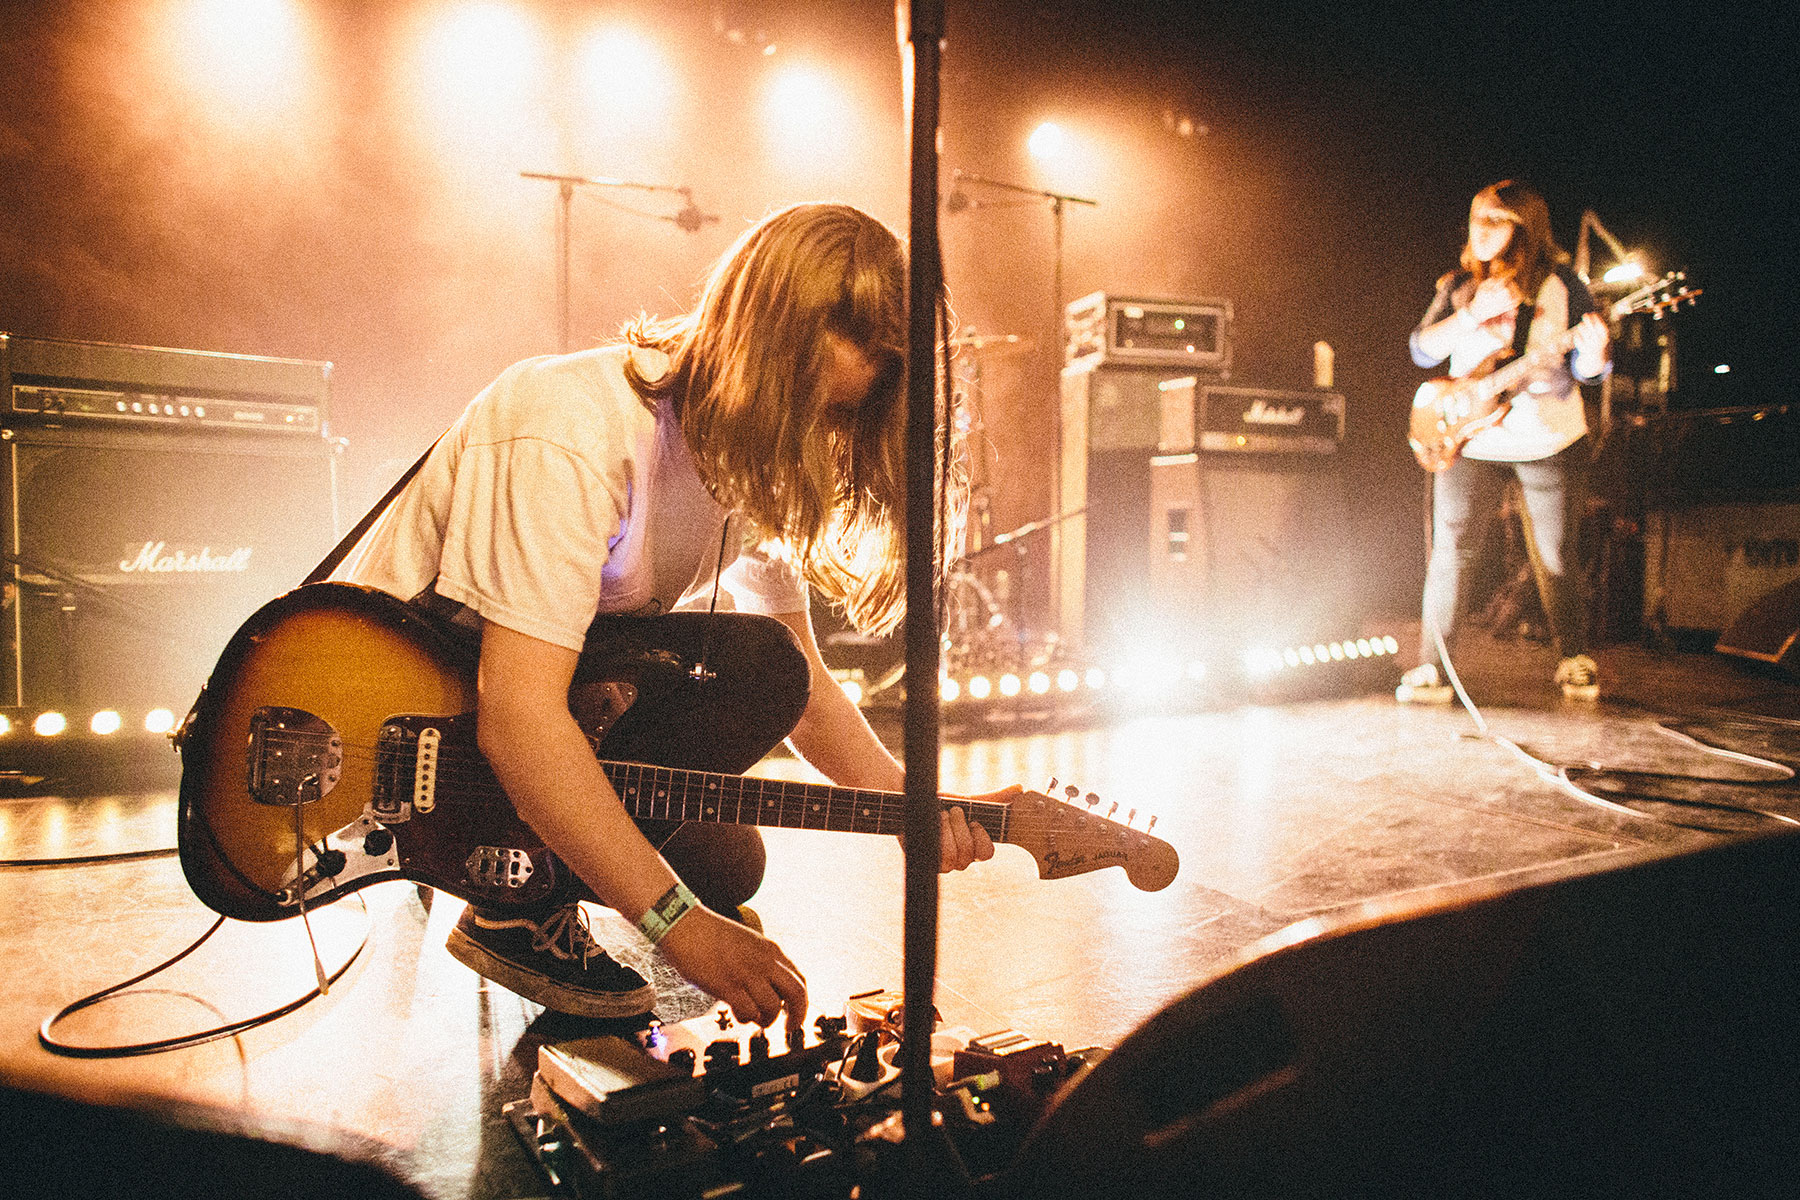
[1065,292,1232,374]
[1,336,339,752]
[1,332,331,436]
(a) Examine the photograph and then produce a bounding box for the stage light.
[1028,671,1052,695]
[1602,261,1644,284]
[411,2,547,141]
[1715,364,1732,374]
[1356,638,1373,656]
[1028,121,1068,161]
[34,712,68,737]
[1343,641,1361,659]
[1244,648,1280,679]
[164,0,312,116]
[968,675,993,700]
[999,673,1022,698]
[1283,648,1301,668]
[145,709,178,735]
[1329,643,1346,661]
[577,25,674,123]
[1298,645,1316,665]
[1057,669,1081,692]
[762,61,854,163]
[1382,636,1400,654]
[90,711,123,736]
[940,677,961,703]
[838,678,864,706]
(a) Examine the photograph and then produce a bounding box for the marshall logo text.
[119,542,254,574]
[1243,398,1307,427]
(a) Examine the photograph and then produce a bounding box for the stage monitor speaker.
[1,426,339,730]
[2,1084,430,1200]
[1716,575,1800,676]
[1004,829,1800,1200]
[1644,501,1800,636]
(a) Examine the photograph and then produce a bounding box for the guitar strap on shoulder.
[303,434,444,586]
[1510,300,1536,357]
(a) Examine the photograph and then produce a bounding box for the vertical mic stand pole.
[520,171,697,355]
[899,1,968,1195]
[555,180,574,354]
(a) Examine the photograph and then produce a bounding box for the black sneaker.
[445,903,654,1018]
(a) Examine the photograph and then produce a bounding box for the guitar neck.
[600,760,1013,842]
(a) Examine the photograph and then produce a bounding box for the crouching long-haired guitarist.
[176,203,1178,1035]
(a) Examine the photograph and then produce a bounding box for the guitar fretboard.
[601,759,1013,842]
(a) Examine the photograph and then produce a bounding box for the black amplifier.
[1,332,331,436]
[1065,292,1232,372]
[1157,381,1344,455]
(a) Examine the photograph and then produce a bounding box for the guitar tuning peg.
[1106,801,1118,818]
[1127,808,1137,825]
[1147,815,1158,833]
[1085,792,1099,808]
[1064,784,1080,802]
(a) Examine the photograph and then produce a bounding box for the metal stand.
[520,171,716,353]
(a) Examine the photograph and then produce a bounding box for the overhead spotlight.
[34,711,68,737]
[998,673,1022,698]
[1298,646,1316,665]
[145,708,178,734]
[1028,671,1052,695]
[940,676,961,703]
[838,678,864,706]
[968,675,993,700]
[1382,636,1400,655]
[1027,121,1067,161]
[1057,669,1080,692]
[1602,261,1644,284]
[1084,668,1107,690]
[91,710,123,736]
[0,714,10,736]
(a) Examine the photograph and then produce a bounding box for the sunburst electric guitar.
[175,583,1179,923]
[1408,273,1700,473]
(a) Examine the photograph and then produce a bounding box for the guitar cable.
[37,894,370,1059]
[1421,471,1800,833]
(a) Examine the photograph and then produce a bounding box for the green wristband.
[637,881,699,946]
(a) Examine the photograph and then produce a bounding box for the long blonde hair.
[623,203,911,635]
[1460,179,1569,300]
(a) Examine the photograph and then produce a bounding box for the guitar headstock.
[1001,780,1179,892]
[1610,271,1701,320]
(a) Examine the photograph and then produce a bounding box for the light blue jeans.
[1419,440,1589,668]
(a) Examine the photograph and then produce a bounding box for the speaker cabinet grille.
[2,429,339,718]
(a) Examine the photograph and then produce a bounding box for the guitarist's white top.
[333,345,807,651]
[1414,268,1593,463]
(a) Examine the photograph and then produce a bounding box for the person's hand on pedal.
[658,905,807,1031]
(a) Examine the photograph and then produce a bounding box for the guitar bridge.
[466,846,535,890]
[247,706,343,807]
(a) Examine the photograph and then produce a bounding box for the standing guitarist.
[1397,180,1612,705]
[332,203,995,1029]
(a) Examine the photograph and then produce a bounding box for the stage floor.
[5,629,1800,1197]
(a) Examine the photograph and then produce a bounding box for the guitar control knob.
[316,849,347,876]
[363,829,394,857]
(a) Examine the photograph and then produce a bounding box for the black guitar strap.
[303,434,443,586]
[1510,300,1536,358]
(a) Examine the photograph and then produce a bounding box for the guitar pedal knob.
[705,1039,741,1073]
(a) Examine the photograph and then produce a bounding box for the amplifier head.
[1065,293,1233,372]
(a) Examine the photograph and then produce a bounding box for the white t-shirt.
[333,344,807,652]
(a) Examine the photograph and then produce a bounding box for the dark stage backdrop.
[0,1,1785,641]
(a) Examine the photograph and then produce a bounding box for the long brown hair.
[622,203,912,635]
[1460,179,1569,299]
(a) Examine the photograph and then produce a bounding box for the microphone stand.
[948,170,1095,635]
[519,171,706,353]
